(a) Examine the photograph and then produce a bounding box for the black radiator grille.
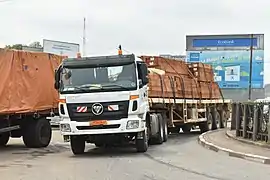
[66,101,129,122]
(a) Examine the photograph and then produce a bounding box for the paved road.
[0,130,270,180]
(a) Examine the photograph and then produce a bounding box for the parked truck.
[0,49,62,148]
[54,47,231,155]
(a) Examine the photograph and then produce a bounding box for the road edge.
[225,130,270,149]
[198,130,270,165]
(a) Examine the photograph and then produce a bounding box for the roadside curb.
[198,130,270,165]
[225,131,270,149]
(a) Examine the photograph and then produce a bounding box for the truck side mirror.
[137,62,149,86]
[54,69,60,90]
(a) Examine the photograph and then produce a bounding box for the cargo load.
[0,49,62,114]
[141,56,222,100]
[188,63,214,82]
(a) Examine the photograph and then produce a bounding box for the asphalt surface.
[0,130,270,180]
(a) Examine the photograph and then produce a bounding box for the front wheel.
[70,136,85,155]
[136,130,148,153]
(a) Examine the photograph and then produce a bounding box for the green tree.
[5,41,43,50]
[5,44,24,50]
[28,41,42,48]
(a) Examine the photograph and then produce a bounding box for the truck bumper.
[59,118,146,135]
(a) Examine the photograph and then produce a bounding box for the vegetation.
[5,41,43,50]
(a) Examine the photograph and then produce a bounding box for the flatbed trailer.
[149,98,232,133]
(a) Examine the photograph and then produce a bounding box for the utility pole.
[83,17,86,56]
[248,34,254,101]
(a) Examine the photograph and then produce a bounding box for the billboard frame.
[186,34,264,51]
[186,34,264,90]
[43,39,80,58]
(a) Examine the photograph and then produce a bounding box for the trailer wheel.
[70,135,85,155]
[136,130,148,153]
[182,124,192,133]
[95,142,104,148]
[168,127,180,134]
[23,118,52,148]
[154,114,164,144]
[215,111,222,129]
[199,113,213,133]
[219,111,226,128]
[0,133,9,147]
[161,114,168,142]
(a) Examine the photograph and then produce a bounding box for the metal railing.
[231,102,270,142]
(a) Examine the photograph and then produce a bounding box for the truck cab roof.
[62,54,142,68]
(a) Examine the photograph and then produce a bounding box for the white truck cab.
[54,51,166,155]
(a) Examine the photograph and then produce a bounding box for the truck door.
[137,62,149,115]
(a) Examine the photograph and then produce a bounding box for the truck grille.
[66,101,129,122]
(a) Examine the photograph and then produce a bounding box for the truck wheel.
[136,130,148,153]
[70,136,85,155]
[161,114,168,142]
[155,114,164,144]
[0,133,9,147]
[95,142,105,148]
[199,113,213,133]
[219,111,226,128]
[23,118,52,148]
[169,127,180,134]
[182,124,192,133]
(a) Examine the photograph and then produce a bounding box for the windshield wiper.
[101,84,130,90]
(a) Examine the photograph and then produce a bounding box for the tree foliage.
[5,41,42,50]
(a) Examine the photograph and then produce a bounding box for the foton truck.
[54,48,231,155]
[0,49,61,148]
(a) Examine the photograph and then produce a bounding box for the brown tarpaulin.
[0,49,62,114]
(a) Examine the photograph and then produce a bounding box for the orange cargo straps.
[178,75,186,99]
[169,76,176,105]
[208,82,213,99]
[157,73,165,104]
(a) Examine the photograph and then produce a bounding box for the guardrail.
[231,102,270,143]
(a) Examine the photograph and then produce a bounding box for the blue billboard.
[186,50,264,89]
[193,38,257,47]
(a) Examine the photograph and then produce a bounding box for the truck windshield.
[59,63,137,93]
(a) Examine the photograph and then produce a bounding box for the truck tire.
[136,130,148,153]
[169,127,180,134]
[95,142,104,148]
[219,111,226,128]
[0,133,9,147]
[161,114,168,142]
[215,111,222,129]
[23,118,52,148]
[155,114,164,144]
[70,135,85,155]
[199,113,213,133]
[182,124,192,133]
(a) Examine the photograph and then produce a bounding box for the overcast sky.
[1,0,270,83]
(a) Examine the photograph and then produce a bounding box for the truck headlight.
[60,123,71,132]
[126,120,139,129]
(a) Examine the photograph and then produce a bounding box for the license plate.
[90,120,108,126]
